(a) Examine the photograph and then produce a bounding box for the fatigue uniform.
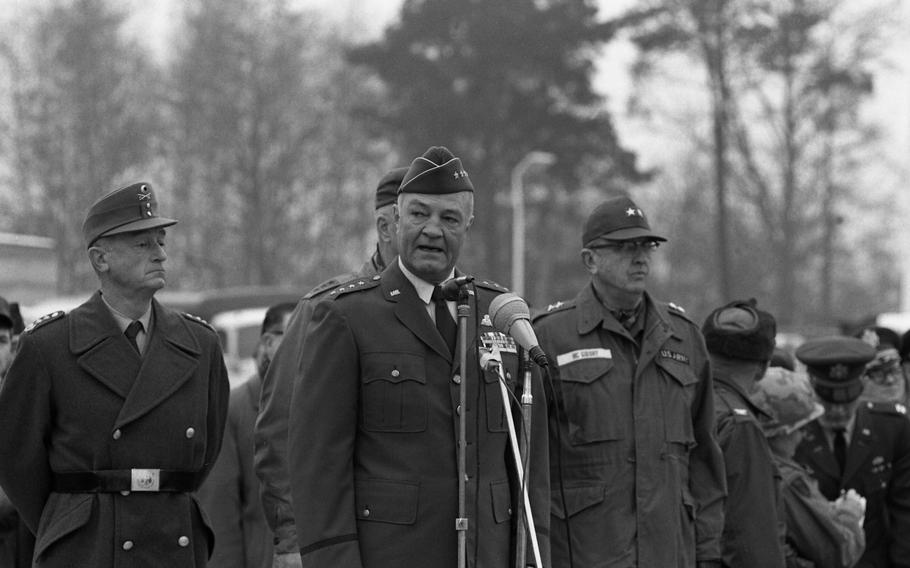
[198,374,271,568]
[795,401,910,568]
[533,285,725,568]
[254,246,386,555]
[0,292,229,567]
[712,375,786,568]
[774,455,866,568]
[287,262,550,568]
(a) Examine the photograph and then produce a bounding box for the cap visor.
[587,227,667,245]
[98,217,178,239]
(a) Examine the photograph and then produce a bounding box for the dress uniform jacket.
[287,262,550,568]
[795,401,910,568]
[712,375,786,568]
[198,373,271,568]
[533,285,726,568]
[254,247,386,555]
[0,292,230,567]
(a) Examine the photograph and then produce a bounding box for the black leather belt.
[52,469,200,493]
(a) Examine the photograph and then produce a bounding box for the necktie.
[833,428,848,474]
[431,286,457,356]
[124,320,143,355]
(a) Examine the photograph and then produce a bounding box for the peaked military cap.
[796,336,875,403]
[702,298,777,362]
[83,182,177,247]
[0,295,12,329]
[399,146,474,195]
[375,167,408,209]
[582,195,666,247]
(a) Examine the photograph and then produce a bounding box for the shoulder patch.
[327,275,381,299]
[23,310,65,333]
[304,272,358,300]
[474,279,509,293]
[182,312,215,331]
[865,400,907,416]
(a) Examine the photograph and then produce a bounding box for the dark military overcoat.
[0,291,230,567]
[287,262,550,568]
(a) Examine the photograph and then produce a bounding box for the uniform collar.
[100,293,152,334]
[397,258,455,306]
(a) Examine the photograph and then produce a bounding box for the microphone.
[487,292,549,367]
[439,275,475,301]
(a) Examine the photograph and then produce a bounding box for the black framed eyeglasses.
[590,240,661,254]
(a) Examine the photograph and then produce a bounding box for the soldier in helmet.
[754,366,866,568]
[855,326,908,406]
[794,336,910,568]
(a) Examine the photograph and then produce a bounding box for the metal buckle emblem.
[131,469,161,491]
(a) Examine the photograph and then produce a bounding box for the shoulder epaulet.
[532,299,574,322]
[864,400,907,416]
[23,310,65,333]
[326,274,381,299]
[474,279,509,293]
[667,301,696,323]
[304,272,359,300]
[182,312,215,331]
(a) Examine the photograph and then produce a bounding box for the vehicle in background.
[211,307,269,387]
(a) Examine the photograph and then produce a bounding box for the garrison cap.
[702,298,777,362]
[796,336,875,403]
[0,295,12,329]
[83,182,177,247]
[375,167,408,210]
[582,195,666,247]
[399,146,474,195]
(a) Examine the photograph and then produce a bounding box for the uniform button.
[122,540,134,551]
[456,405,462,415]
[178,536,190,547]
[452,374,461,384]
[391,369,400,378]
[505,372,512,380]
[362,508,371,517]
[120,491,130,496]
[185,427,195,439]
[508,507,512,516]
[112,429,122,440]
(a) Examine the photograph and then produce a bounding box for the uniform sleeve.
[254,300,311,555]
[888,415,910,566]
[202,333,231,482]
[195,403,245,568]
[0,333,54,533]
[288,300,363,568]
[686,334,726,563]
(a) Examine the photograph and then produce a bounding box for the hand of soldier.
[273,552,303,568]
[834,488,866,526]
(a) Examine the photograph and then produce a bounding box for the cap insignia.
[138,191,151,201]
[452,170,469,179]
[626,207,643,217]
[830,363,848,380]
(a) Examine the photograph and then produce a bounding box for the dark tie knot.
[124,320,143,340]
[431,285,447,304]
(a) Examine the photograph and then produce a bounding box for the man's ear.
[88,246,109,273]
[580,248,598,274]
[376,215,394,244]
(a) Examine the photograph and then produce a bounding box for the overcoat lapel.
[804,421,842,481]
[115,300,201,428]
[71,292,141,399]
[382,263,453,362]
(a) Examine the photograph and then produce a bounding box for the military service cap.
[702,298,777,362]
[82,182,177,247]
[796,336,875,403]
[399,146,474,195]
[375,167,408,209]
[582,195,666,247]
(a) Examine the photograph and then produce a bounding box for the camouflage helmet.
[753,367,824,438]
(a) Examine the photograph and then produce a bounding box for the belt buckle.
[131,468,161,492]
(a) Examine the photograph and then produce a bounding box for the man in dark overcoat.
[287,146,550,567]
[0,182,230,567]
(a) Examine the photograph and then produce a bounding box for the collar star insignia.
[547,301,564,311]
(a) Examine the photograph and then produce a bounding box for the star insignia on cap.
[452,170,468,179]
[829,363,848,379]
[626,207,643,217]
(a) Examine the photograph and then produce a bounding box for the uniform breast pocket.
[656,358,698,448]
[558,357,624,444]
[361,352,428,432]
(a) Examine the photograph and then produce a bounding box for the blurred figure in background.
[794,336,910,568]
[198,301,296,568]
[855,326,906,406]
[254,166,406,568]
[754,366,866,568]
[701,298,786,568]
[0,296,13,380]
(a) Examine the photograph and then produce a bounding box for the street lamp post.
[511,151,555,297]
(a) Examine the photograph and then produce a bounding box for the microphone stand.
[514,349,533,568]
[455,285,471,568]
[482,348,543,568]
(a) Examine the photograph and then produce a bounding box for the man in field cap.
[534,193,724,568]
[0,181,229,567]
[287,146,550,567]
[794,336,910,568]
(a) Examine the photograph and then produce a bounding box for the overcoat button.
[456,405,462,415]
[112,429,122,440]
[120,491,130,496]
[391,369,400,378]
[178,536,190,547]
[453,374,461,384]
[362,508,371,517]
[123,540,134,550]
[185,427,195,439]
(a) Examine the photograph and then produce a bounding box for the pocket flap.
[34,493,94,559]
[551,485,605,519]
[657,357,698,387]
[558,357,612,385]
[490,479,512,524]
[362,352,426,385]
[355,479,420,525]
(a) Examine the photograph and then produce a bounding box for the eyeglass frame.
[586,239,662,254]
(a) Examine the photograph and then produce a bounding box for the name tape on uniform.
[557,348,612,367]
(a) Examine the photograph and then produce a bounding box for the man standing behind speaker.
[533,195,725,568]
[287,146,549,567]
